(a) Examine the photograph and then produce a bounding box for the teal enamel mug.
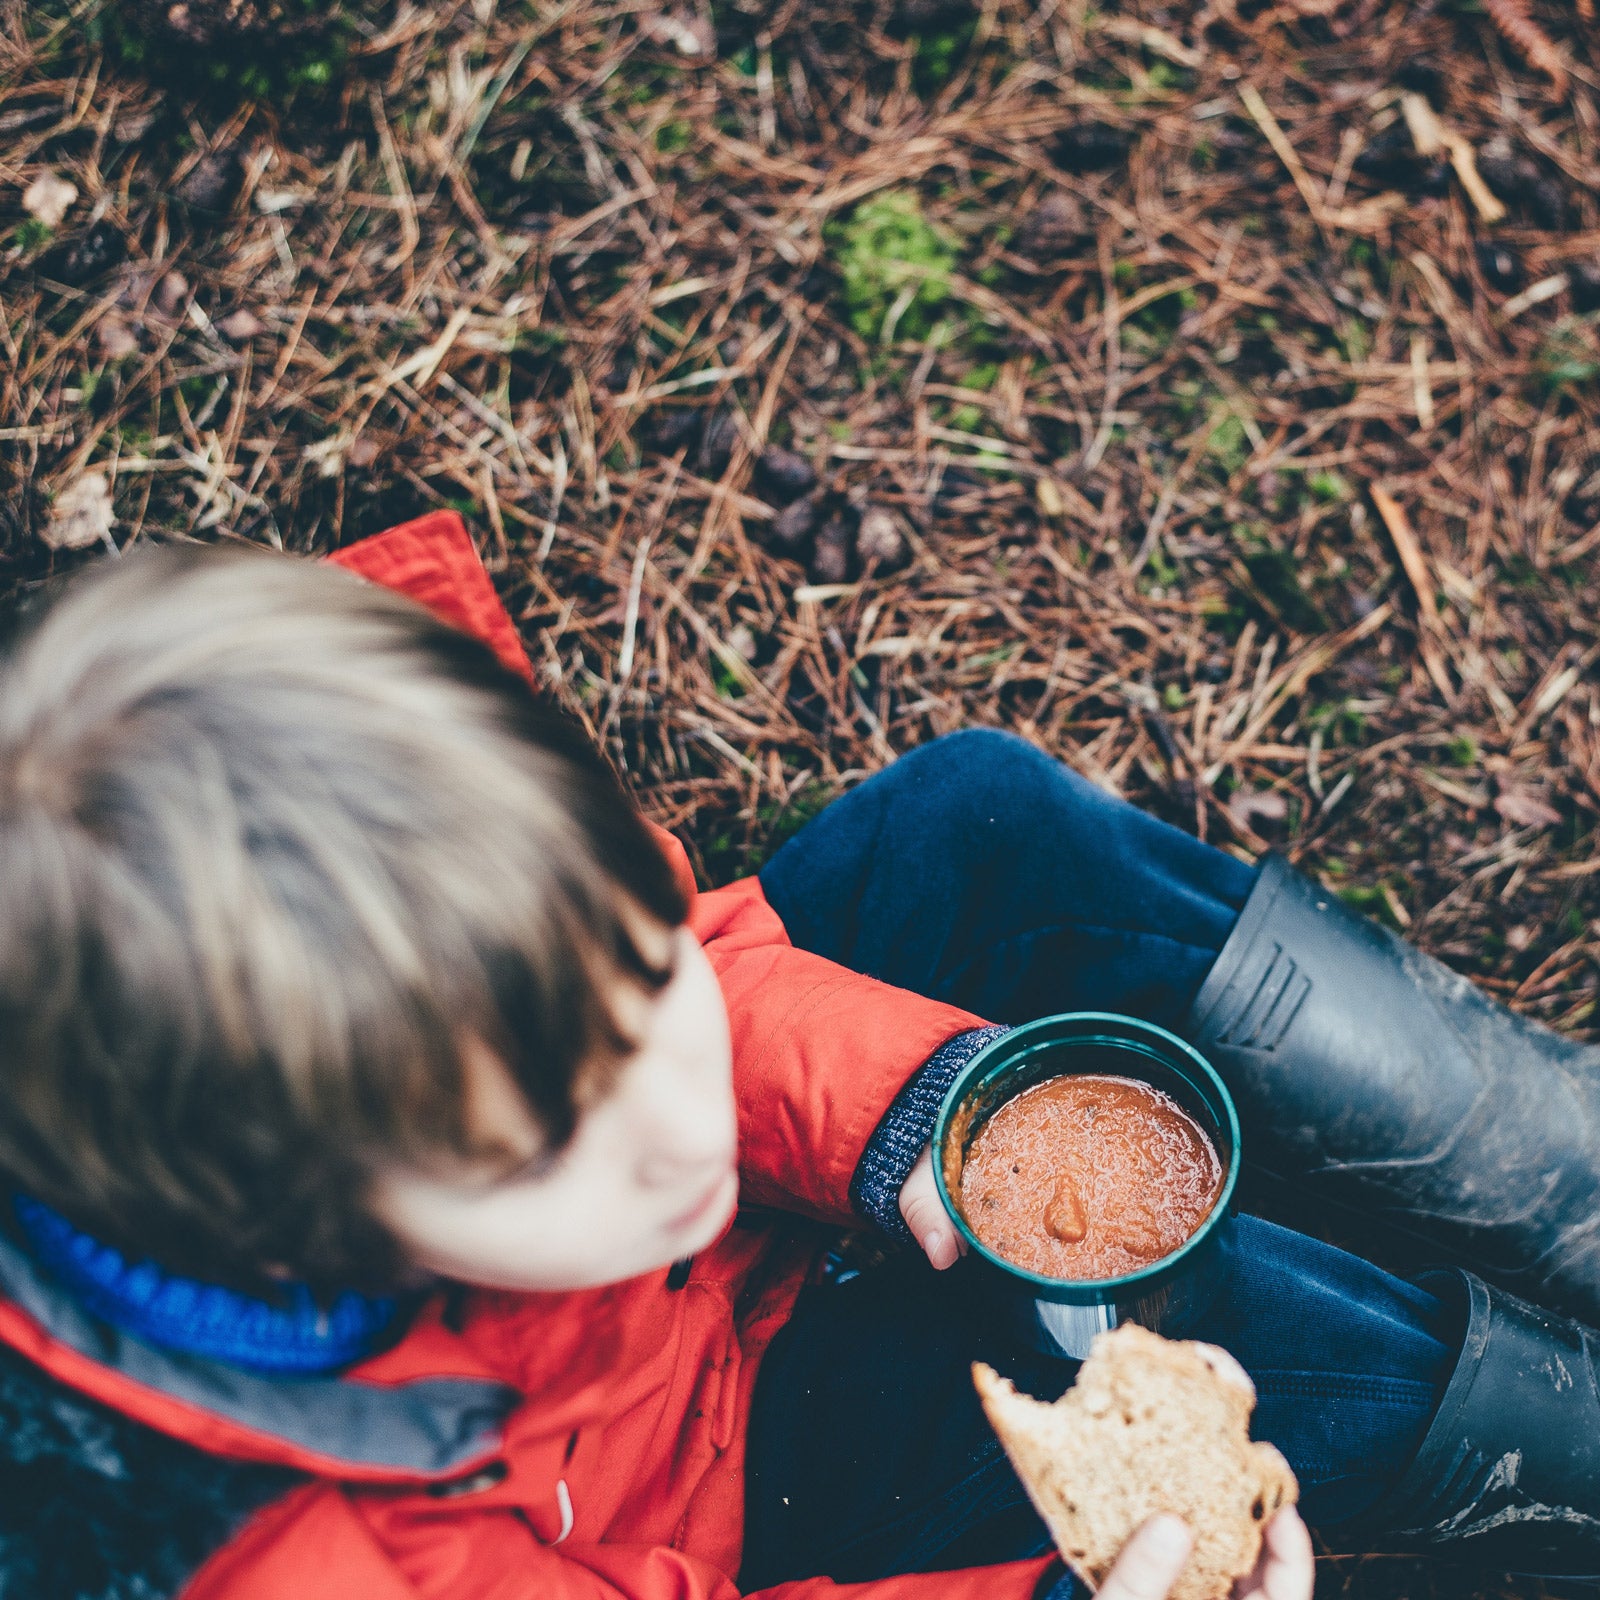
[933,1012,1242,1359]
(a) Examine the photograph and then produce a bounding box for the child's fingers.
[1097,1516,1194,1600]
[898,1145,960,1270]
[1257,1508,1315,1600]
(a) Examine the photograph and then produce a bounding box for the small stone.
[113,111,157,143]
[808,514,854,584]
[215,308,266,341]
[855,506,907,570]
[1014,191,1085,260]
[1353,125,1429,187]
[23,171,78,227]
[347,436,383,469]
[176,149,244,214]
[41,471,114,551]
[1051,122,1131,174]
[696,410,740,477]
[893,0,970,24]
[646,408,703,454]
[766,493,822,556]
[1476,241,1522,293]
[1479,150,1565,230]
[603,347,636,392]
[154,270,189,317]
[933,465,986,508]
[1396,58,1445,103]
[1569,259,1600,312]
[727,622,758,662]
[40,221,126,287]
[755,445,816,503]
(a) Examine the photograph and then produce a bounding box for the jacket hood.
[0,1223,522,1482]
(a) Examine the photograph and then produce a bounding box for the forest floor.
[3,0,1600,1593]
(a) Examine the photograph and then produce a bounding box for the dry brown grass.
[3,0,1600,1591]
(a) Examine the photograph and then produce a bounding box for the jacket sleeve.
[689,875,989,1223]
[183,1486,1056,1600]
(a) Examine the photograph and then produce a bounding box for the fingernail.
[1146,1516,1192,1560]
[927,1229,946,1259]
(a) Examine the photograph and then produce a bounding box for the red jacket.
[0,513,1052,1600]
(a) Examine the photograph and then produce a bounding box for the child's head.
[0,546,737,1298]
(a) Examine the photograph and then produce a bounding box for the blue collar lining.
[11,1195,401,1376]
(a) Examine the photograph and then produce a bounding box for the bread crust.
[974,1325,1298,1600]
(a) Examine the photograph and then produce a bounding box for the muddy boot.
[1187,854,1600,1322]
[1382,1270,1600,1576]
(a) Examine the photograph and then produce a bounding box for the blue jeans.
[742,731,1457,1585]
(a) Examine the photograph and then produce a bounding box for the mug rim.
[931,1011,1242,1299]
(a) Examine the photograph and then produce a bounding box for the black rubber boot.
[1383,1269,1600,1576]
[1187,854,1600,1323]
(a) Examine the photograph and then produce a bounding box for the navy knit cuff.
[849,1025,1012,1242]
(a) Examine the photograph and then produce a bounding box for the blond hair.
[0,545,685,1294]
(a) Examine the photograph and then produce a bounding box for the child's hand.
[899,1144,964,1270]
[1095,1508,1313,1600]
[1232,1507,1315,1599]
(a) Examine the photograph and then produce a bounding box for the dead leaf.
[95,313,139,360]
[1227,787,1289,833]
[216,308,266,341]
[23,171,78,227]
[855,506,908,569]
[41,472,114,551]
[639,11,715,56]
[1493,783,1561,829]
[154,271,189,318]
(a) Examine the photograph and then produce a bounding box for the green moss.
[13,219,51,251]
[1535,316,1600,396]
[911,16,978,94]
[827,192,957,342]
[1448,734,1478,767]
[710,656,747,699]
[518,326,568,356]
[91,3,352,104]
[1309,698,1368,746]
[1240,541,1327,633]
[1308,470,1350,503]
[1206,414,1250,474]
[1337,318,1371,365]
[1336,881,1403,930]
[1145,59,1189,91]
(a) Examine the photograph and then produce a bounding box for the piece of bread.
[973,1325,1297,1600]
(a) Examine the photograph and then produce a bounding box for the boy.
[0,511,1594,1600]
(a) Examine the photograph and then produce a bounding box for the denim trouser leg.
[742,1217,1453,1585]
[759,727,1257,1027]
[743,731,1457,1585]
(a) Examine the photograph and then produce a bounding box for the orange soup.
[956,1073,1223,1280]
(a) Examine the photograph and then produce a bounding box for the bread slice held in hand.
[973,1325,1297,1600]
